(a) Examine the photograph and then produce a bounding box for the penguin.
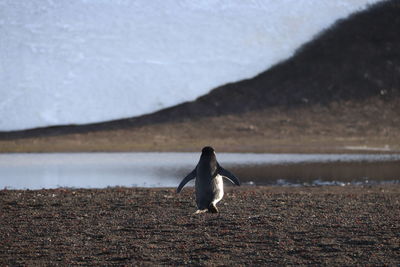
[177,146,240,213]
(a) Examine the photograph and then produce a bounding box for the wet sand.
[1,185,399,266]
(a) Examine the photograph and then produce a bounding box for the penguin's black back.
[199,146,217,176]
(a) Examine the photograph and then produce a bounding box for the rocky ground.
[1,185,399,266]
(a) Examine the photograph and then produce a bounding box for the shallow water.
[0,153,399,189]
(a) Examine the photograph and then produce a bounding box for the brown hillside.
[0,0,399,152]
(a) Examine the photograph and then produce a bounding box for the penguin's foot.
[193,209,208,215]
[208,204,219,213]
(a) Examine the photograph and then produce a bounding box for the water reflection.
[0,153,399,189]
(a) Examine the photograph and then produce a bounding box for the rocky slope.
[0,0,399,152]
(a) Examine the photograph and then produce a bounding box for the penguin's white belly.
[211,175,224,205]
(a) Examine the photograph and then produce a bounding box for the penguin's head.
[201,146,215,155]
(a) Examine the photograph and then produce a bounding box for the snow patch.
[0,0,381,131]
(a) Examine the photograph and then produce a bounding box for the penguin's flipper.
[177,168,196,193]
[218,165,241,186]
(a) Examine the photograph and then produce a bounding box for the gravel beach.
[1,185,399,266]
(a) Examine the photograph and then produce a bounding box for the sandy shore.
[1,185,399,266]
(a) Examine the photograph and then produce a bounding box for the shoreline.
[1,144,400,154]
[1,98,400,154]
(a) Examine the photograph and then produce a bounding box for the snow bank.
[0,0,379,131]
